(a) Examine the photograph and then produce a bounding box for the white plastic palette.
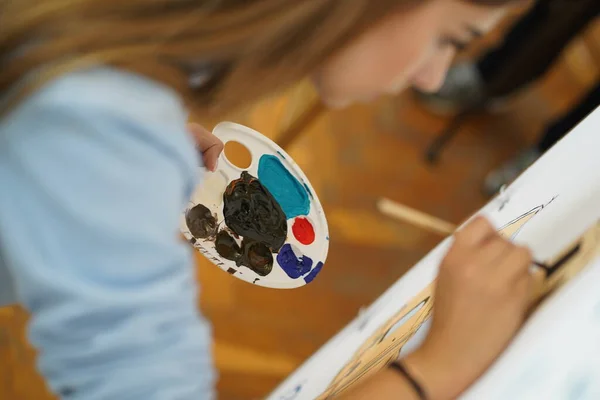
[181,122,329,289]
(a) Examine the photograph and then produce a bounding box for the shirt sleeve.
[0,69,215,399]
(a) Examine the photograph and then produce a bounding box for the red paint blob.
[292,217,315,245]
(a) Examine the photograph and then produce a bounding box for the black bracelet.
[389,361,428,400]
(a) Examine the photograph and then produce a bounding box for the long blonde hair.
[0,0,516,116]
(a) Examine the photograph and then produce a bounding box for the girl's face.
[312,0,508,108]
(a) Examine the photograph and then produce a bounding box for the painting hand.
[188,122,224,172]
[404,216,533,400]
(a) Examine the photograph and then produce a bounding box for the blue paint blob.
[258,155,310,218]
[276,151,286,159]
[304,262,323,284]
[277,244,313,279]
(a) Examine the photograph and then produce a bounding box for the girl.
[0,1,532,399]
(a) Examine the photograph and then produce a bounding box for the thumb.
[188,123,224,172]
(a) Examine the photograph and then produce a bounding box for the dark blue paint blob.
[258,155,310,219]
[304,262,323,284]
[277,244,313,279]
[276,151,286,159]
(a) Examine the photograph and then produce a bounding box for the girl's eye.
[438,36,468,51]
[438,25,483,52]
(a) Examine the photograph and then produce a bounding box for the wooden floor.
[1,21,598,400]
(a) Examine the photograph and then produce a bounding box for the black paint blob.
[215,230,242,262]
[222,171,287,252]
[214,230,273,276]
[241,239,273,276]
[186,204,217,239]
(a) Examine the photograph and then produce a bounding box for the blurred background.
[1,3,599,399]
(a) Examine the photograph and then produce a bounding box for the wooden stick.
[377,197,456,236]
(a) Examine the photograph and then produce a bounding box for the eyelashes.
[438,37,469,51]
[466,25,484,39]
[438,24,484,52]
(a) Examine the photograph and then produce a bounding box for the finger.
[188,123,211,146]
[473,235,512,271]
[515,273,533,296]
[496,245,533,283]
[187,123,224,171]
[454,216,497,249]
[527,269,546,307]
[188,123,224,152]
[443,218,498,268]
[507,274,534,322]
[513,273,535,309]
[450,236,510,282]
[203,145,223,172]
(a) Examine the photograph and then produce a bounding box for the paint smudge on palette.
[303,183,314,199]
[197,171,229,208]
[183,122,328,288]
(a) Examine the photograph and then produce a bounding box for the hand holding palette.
[181,122,329,289]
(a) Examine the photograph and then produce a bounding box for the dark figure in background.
[484,81,600,195]
[416,0,600,195]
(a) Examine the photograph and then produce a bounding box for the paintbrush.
[532,260,551,274]
[376,198,455,236]
[532,243,581,277]
[376,197,581,276]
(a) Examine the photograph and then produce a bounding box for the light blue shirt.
[0,68,215,399]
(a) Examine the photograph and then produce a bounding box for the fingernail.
[211,159,219,172]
